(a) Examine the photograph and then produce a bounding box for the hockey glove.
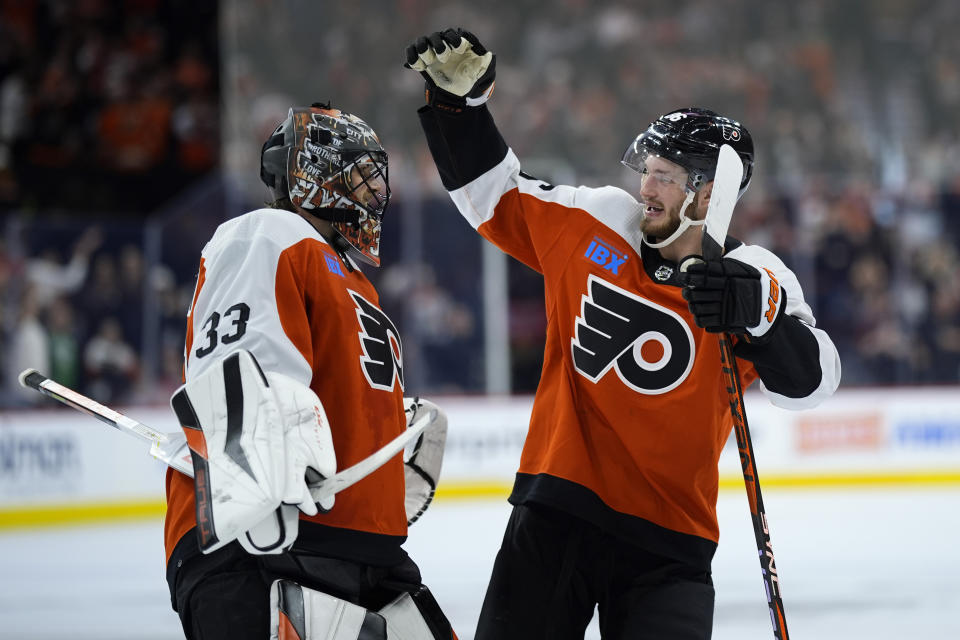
[171,350,289,555]
[402,397,447,525]
[267,371,337,515]
[239,371,338,555]
[679,256,786,342]
[404,28,496,114]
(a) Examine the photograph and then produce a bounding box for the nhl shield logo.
[654,265,673,281]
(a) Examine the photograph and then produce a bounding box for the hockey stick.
[682,145,790,639]
[18,368,434,505]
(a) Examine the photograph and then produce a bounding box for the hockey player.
[164,103,454,640]
[405,29,841,640]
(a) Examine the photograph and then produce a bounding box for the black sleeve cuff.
[417,104,509,191]
[733,313,823,399]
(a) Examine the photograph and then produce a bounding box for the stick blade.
[702,144,744,260]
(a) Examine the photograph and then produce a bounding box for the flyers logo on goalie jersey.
[572,275,694,394]
[350,290,404,391]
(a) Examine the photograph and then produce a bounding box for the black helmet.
[621,107,754,199]
[260,103,390,266]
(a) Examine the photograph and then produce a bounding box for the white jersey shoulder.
[203,208,328,259]
[454,149,645,254]
[188,208,325,385]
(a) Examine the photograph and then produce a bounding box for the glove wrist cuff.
[746,271,787,343]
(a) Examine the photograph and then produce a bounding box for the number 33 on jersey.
[185,209,404,396]
[166,207,409,558]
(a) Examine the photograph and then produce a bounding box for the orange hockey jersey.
[419,105,841,568]
[165,208,408,574]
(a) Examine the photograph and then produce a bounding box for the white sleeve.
[186,211,315,387]
[727,242,841,410]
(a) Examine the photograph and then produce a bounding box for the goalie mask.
[621,107,754,200]
[260,104,390,266]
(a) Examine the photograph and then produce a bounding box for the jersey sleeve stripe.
[183,258,207,376]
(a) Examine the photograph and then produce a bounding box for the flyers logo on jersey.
[572,275,694,394]
[349,290,404,392]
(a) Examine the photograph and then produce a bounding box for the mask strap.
[641,190,704,249]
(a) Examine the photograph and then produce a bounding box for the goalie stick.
[18,368,435,506]
[682,144,790,640]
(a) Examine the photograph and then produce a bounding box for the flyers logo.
[722,126,741,142]
[572,275,694,394]
[349,290,404,392]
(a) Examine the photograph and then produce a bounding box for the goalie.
[165,103,453,640]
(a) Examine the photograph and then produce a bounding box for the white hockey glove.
[404,28,496,113]
[237,371,338,555]
[268,371,337,514]
[171,350,289,554]
[171,350,337,555]
[403,397,447,525]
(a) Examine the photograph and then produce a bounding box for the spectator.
[75,252,123,345]
[45,296,81,392]
[83,316,138,405]
[25,227,102,313]
[6,286,48,406]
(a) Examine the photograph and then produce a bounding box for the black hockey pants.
[172,542,445,640]
[474,503,715,640]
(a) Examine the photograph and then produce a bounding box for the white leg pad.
[378,592,436,640]
[269,580,387,640]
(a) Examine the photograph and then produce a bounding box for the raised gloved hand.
[679,256,786,342]
[404,28,496,113]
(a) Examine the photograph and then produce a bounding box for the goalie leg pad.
[270,580,387,640]
[379,586,454,640]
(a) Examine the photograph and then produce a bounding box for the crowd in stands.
[1,0,959,407]
[0,0,219,212]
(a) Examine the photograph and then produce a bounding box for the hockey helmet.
[621,107,754,199]
[260,103,390,266]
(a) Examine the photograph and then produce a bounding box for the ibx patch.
[324,253,345,277]
[583,236,629,275]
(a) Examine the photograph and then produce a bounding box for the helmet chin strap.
[641,190,704,249]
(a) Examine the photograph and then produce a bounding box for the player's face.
[637,155,690,238]
[348,161,388,213]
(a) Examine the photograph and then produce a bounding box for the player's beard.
[639,199,682,241]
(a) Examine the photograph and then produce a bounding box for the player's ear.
[694,181,714,219]
[700,181,714,202]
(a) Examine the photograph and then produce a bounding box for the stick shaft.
[18,368,431,500]
[718,336,789,639]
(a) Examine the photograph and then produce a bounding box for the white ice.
[0,487,956,639]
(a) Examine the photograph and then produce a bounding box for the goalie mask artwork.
[260,103,390,266]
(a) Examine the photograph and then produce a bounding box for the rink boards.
[1,387,959,528]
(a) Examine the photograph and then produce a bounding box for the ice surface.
[1,487,956,639]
